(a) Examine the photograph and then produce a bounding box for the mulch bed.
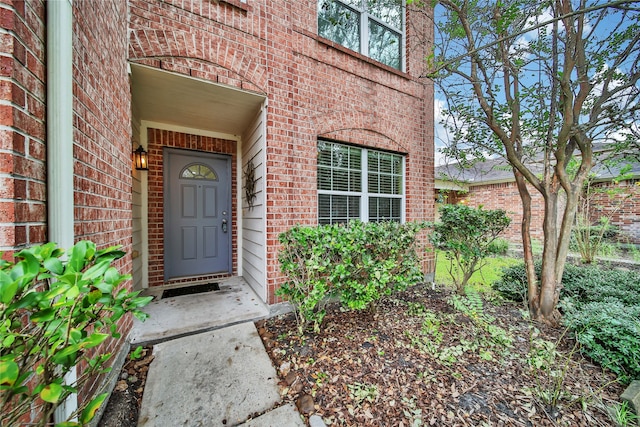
[257,286,625,426]
[98,347,154,427]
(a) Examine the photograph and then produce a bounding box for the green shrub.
[430,204,510,293]
[491,261,535,303]
[0,241,152,426]
[561,268,640,306]
[487,238,510,256]
[493,261,640,383]
[560,299,640,383]
[492,262,594,303]
[277,221,427,333]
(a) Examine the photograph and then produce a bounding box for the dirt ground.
[97,285,628,426]
[97,347,153,427]
[257,286,625,426]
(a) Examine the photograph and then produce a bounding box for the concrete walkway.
[137,323,304,426]
[132,278,306,426]
[130,277,270,346]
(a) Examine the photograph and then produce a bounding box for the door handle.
[221,218,228,233]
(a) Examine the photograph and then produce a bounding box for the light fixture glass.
[133,145,148,170]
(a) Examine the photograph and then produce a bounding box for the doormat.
[161,282,220,299]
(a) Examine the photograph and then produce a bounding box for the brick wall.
[460,181,546,243]
[588,180,640,244]
[0,0,47,260]
[455,179,640,246]
[71,0,134,407]
[0,1,47,420]
[146,128,238,287]
[129,0,434,303]
[0,0,135,419]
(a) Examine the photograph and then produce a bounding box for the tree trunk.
[540,190,559,314]
[513,170,541,316]
[517,176,563,324]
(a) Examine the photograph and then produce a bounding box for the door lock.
[221,218,228,233]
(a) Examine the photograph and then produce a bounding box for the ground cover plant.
[493,262,640,384]
[259,284,626,426]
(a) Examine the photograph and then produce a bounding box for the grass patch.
[435,251,521,291]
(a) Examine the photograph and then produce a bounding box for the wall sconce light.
[133,145,148,170]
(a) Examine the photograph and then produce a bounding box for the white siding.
[241,105,267,301]
[131,114,144,290]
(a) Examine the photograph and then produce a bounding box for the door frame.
[133,121,243,290]
[163,147,234,280]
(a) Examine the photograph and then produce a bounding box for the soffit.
[130,63,265,136]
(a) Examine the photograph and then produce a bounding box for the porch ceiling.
[130,63,264,136]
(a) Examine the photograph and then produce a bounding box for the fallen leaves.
[257,286,623,426]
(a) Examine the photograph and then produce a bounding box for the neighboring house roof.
[591,157,640,181]
[435,157,541,190]
[436,146,640,190]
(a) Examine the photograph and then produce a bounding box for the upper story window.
[318,0,404,70]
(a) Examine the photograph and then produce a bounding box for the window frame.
[317,140,406,225]
[318,0,406,71]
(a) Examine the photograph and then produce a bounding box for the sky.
[431,1,640,167]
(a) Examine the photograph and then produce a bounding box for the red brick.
[5,2,435,417]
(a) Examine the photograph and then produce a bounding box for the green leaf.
[31,308,57,323]
[93,281,114,294]
[67,241,89,273]
[40,382,63,403]
[81,259,111,282]
[130,296,153,308]
[44,283,71,300]
[0,271,18,304]
[52,343,81,364]
[44,257,64,275]
[15,250,40,277]
[57,271,82,286]
[80,392,108,424]
[0,359,19,386]
[65,285,80,300]
[88,289,103,304]
[69,328,83,344]
[2,334,15,347]
[103,267,121,285]
[83,333,108,349]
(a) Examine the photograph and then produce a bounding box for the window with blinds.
[317,140,404,224]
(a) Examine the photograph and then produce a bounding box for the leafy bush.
[495,261,639,304]
[277,221,427,333]
[561,268,640,306]
[487,238,510,256]
[492,262,593,303]
[493,261,640,383]
[491,261,534,303]
[560,300,640,383]
[0,241,152,426]
[430,204,510,293]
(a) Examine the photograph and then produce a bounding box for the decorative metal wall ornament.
[244,159,258,209]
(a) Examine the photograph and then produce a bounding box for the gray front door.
[164,148,232,280]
